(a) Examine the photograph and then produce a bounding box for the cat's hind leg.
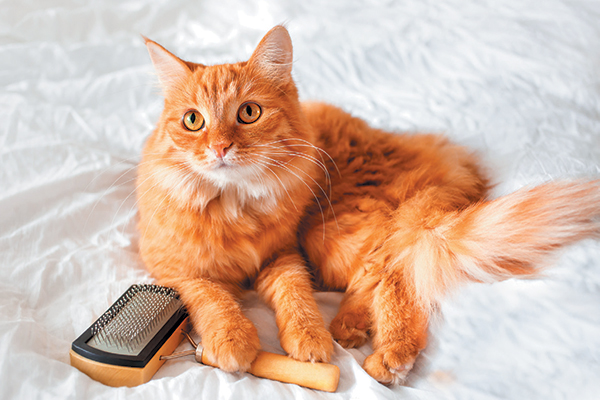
[329,272,376,348]
[362,271,428,385]
[329,295,370,348]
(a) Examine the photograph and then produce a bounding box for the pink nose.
[210,142,233,159]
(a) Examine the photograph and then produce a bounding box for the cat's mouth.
[184,153,234,175]
[186,151,260,183]
[213,159,229,169]
[206,155,249,176]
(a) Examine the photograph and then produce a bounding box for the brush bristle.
[87,284,183,356]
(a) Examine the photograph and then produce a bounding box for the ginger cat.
[137,26,600,384]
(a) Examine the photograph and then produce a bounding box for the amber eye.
[237,102,262,124]
[182,110,205,131]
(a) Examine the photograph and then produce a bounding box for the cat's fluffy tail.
[393,180,600,309]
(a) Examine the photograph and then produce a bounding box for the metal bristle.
[87,285,183,356]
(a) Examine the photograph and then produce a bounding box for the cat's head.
[144,26,312,202]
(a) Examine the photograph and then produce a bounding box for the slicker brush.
[70,284,189,387]
[70,284,340,392]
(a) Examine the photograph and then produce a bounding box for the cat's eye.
[237,102,262,124]
[182,110,205,131]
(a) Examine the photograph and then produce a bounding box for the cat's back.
[302,101,442,162]
[301,101,489,208]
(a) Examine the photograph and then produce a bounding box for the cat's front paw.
[362,344,418,385]
[280,322,334,363]
[329,309,369,348]
[201,318,261,373]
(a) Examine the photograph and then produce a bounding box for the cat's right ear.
[248,25,293,83]
[144,37,191,93]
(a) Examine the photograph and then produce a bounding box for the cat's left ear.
[248,25,293,82]
[144,37,191,93]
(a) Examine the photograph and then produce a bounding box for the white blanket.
[2,1,599,399]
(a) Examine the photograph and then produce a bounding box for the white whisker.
[256,137,341,179]
[116,163,192,241]
[138,164,198,242]
[263,148,332,195]
[255,154,339,241]
[250,158,299,212]
[83,152,184,237]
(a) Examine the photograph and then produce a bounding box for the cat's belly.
[301,197,392,291]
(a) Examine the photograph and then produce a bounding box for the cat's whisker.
[258,149,336,207]
[80,153,165,232]
[83,150,181,198]
[262,148,333,201]
[260,145,330,173]
[82,153,176,236]
[253,155,326,234]
[253,141,333,181]
[113,163,188,240]
[255,154,339,241]
[140,187,174,243]
[256,138,341,179]
[139,165,198,243]
[249,159,299,212]
[82,165,137,234]
[116,161,196,235]
[263,148,332,190]
[83,152,175,244]
[279,159,339,237]
[118,162,184,213]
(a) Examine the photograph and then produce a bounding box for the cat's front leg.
[362,272,428,385]
[160,277,260,372]
[255,252,334,363]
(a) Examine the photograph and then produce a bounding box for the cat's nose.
[210,141,233,159]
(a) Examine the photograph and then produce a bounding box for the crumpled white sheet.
[2,0,600,399]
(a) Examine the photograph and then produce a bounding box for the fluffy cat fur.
[137,26,600,384]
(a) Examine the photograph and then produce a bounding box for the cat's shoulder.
[301,101,351,119]
[300,101,369,133]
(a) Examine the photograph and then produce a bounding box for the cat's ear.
[144,37,191,92]
[248,25,293,82]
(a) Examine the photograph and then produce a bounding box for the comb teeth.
[87,284,183,356]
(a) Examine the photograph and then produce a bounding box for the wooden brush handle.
[197,347,340,392]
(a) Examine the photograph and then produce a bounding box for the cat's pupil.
[246,105,252,116]
[190,113,196,123]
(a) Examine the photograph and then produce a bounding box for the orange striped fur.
[138,26,600,384]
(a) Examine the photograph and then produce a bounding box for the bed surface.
[2,1,600,399]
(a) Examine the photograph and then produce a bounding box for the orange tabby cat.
[137,25,600,384]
